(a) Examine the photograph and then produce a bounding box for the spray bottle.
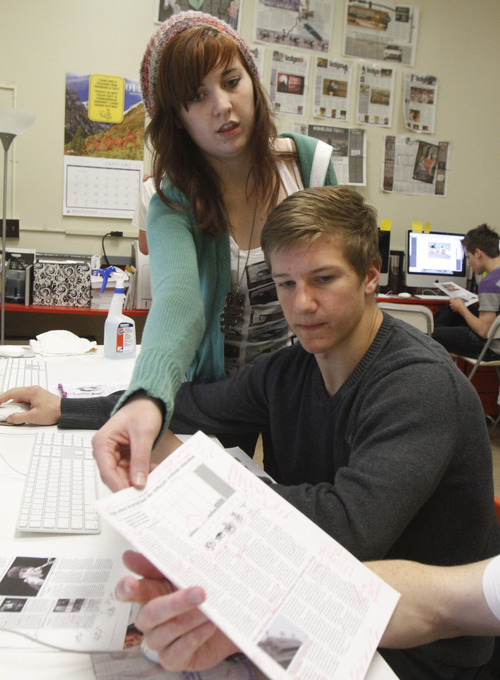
[98,266,136,359]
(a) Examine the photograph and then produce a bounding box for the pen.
[58,383,67,398]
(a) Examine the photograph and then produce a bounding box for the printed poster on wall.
[249,45,266,78]
[356,64,395,127]
[294,123,366,186]
[269,50,310,115]
[403,72,438,134]
[343,0,419,67]
[254,0,334,53]
[63,72,145,219]
[382,135,450,196]
[156,0,240,30]
[313,57,353,121]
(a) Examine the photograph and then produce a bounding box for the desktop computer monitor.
[378,229,390,288]
[406,230,467,289]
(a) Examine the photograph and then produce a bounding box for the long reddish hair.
[147,26,291,238]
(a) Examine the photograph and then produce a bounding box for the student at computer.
[113,550,500,670]
[5,186,500,679]
[432,223,500,358]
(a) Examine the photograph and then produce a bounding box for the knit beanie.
[140,10,259,114]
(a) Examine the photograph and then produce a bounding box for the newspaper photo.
[313,57,353,121]
[0,540,131,651]
[96,432,400,680]
[435,282,478,307]
[343,1,419,66]
[403,73,438,134]
[357,64,395,127]
[306,124,366,186]
[382,135,450,196]
[254,0,334,53]
[269,49,310,116]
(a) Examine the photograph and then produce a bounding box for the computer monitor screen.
[378,229,390,287]
[406,230,467,289]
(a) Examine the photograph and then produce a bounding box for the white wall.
[1,0,499,259]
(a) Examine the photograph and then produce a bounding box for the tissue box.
[32,262,91,307]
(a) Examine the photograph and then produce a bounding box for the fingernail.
[133,472,147,488]
[116,578,133,601]
[186,587,204,606]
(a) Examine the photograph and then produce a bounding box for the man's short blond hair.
[261,186,381,281]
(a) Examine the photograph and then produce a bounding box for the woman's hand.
[92,396,163,491]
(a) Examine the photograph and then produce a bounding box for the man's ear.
[364,260,380,294]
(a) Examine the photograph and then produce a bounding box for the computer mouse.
[398,292,412,298]
[0,345,25,358]
[0,402,30,423]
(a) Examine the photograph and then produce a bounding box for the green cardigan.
[115,133,338,426]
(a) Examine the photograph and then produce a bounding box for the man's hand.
[0,386,61,425]
[115,551,239,671]
[92,396,163,491]
[449,297,467,315]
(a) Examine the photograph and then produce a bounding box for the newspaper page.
[306,124,366,186]
[48,383,128,398]
[250,45,266,79]
[343,1,419,66]
[254,0,334,53]
[156,1,241,30]
[0,540,131,651]
[93,647,260,680]
[313,56,354,121]
[435,282,478,307]
[97,431,400,680]
[269,50,310,116]
[403,73,438,134]
[357,64,395,127]
[382,135,450,196]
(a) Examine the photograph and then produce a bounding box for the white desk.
[0,348,397,680]
[0,348,136,678]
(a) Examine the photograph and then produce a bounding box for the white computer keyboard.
[16,430,101,534]
[414,294,450,301]
[0,356,48,391]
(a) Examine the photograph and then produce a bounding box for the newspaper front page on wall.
[403,73,438,134]
[254,0,335,53]
[382,135,450,196]
[343,1,419,66]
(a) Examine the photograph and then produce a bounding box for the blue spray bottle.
[98,266,136,359]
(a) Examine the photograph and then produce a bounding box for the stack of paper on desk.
[0,540,131,651]
[97,432,400,680]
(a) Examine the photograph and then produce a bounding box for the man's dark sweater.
[60,315,500,678]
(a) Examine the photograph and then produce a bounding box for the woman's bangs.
[165,30,242,110]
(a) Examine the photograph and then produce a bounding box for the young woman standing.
[92,11,337,491]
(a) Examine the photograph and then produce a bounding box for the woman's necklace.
[219,200,258,334]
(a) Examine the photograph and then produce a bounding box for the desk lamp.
[0,105,35,344]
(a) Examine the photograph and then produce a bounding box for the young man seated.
[3,187,500,679]
[432,223,500,358]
